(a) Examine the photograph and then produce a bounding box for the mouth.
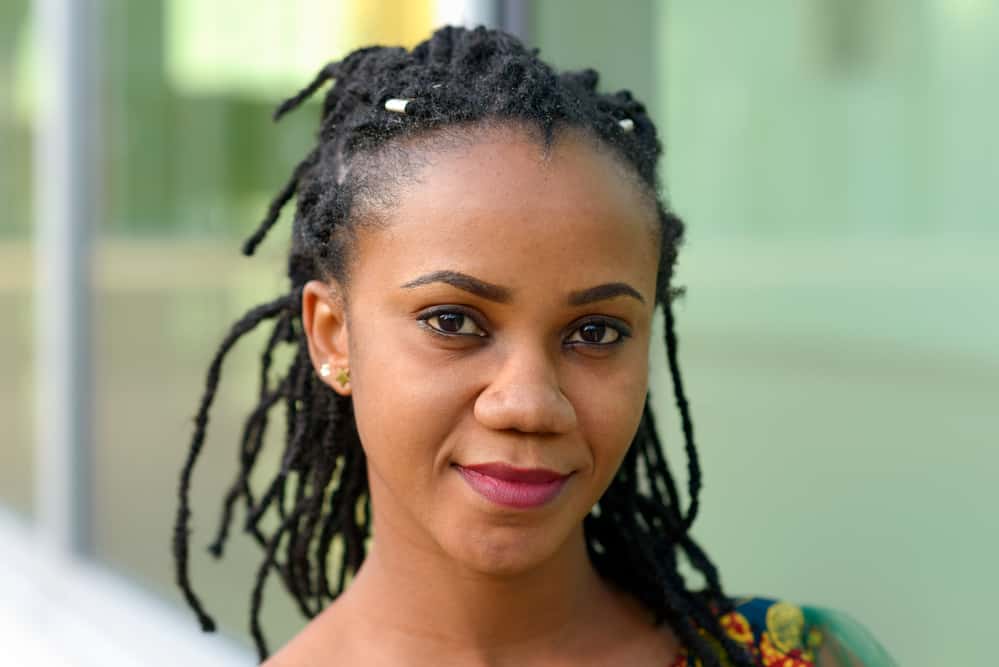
[452,462,572,509]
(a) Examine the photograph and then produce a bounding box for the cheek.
[346,314,474,474]
[568,348,650,477]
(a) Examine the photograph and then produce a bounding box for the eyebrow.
[400,270,646,306]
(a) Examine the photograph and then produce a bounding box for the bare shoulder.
[261,604,355,667]
[262,631,353,667]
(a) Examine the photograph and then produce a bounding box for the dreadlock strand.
[315,459,347,601]
[226,315,297,549]
[292,400,340,608]
[314,406,360,602]
[242,147,321,257]
[677,532,725,595]
[248,504,308,662]
[337,433,369,582]
[243,350,304,533]
[616,507,732,667]
[663,299,703,532]
[281,466,320,620]
[596,446,752,667]
[271,350,314,535]
[208,314,294,556]
[638,400,684,524]
[266,345,308,523]
[273,61,339,121]
[173,294,291,632]
[284,387,330,606]
[245,465,288,534]
[207,379,289,558]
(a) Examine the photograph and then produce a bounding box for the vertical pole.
[499,0,531,42]
[435,0,501,30]
[33,0,98,557]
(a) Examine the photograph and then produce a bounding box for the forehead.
[349,123,661,298]
[392,122,657,230]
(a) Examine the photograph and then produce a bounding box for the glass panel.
[656,2,998,666]
[0,0,36,517]
[531,0,659,117]
[91,0,434,651]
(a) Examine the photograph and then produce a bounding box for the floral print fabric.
[669,597,823,667]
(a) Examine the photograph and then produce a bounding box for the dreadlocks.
[172,25,754,666]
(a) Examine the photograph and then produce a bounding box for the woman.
[173,25,894,666]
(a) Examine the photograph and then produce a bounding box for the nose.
[473,344,577,435]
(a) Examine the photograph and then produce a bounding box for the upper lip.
[456,462,570,484]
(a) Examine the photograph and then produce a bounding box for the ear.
[301,279,351,396]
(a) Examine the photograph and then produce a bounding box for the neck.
[335,507,624,664]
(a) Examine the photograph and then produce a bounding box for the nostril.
[473,383,577,435]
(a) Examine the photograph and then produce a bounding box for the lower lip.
[454,465,571,509]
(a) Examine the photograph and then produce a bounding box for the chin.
[438,520,572,577]
[454,543,552,577]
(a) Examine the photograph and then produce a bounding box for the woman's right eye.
[419,311,487,337]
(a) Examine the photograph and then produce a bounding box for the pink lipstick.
[454,463,571,509]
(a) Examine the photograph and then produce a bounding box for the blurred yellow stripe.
[341,0,434,51]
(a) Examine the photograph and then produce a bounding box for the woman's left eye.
[566,321,627,346]
[420,311,486,337]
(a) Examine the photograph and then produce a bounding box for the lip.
[453,463,572,509]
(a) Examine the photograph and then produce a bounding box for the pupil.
[581,323,605,343]
[439,313,464,333]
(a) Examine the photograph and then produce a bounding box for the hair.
[172,25,754,666]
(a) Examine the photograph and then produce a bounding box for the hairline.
[329,117,663,297]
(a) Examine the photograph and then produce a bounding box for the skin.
[268,123,678,666]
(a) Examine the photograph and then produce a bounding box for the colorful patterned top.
[668,596,896,667]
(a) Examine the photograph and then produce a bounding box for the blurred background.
[2,1,996,665]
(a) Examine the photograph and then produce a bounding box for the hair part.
[173,25,751,667]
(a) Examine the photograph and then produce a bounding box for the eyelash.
[416,307,632,347]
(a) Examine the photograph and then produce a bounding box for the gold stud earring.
[319,362,331,378]
[335,367,350,387]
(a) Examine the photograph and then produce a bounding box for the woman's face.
[305,123,661,576]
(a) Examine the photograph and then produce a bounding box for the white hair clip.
[618,118,635,132]
[385,98,411,114]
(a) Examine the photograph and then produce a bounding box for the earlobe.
[301,279,352,395]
